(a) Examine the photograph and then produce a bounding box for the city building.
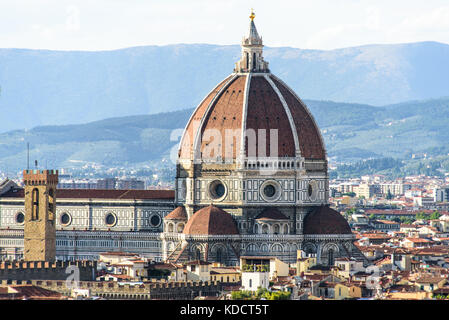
[434,186,449,203]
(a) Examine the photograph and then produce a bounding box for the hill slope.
[1,98,449,172]
[0,41,448,132]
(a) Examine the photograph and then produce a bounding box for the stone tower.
[23,169,58,262]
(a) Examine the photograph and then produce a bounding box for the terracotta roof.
[147,263,177,270]
[106,274,134,280]
[210,267,240,274]
[164,206,187,220]
[271,75,325,159]
[360,232,392,239]
[179,75,234,159]
[255,208,289,220]
[184,260,212,266]
[415,277,445,284]
[183,205,239,235]
[303,206,352,235]
[405,238,432,243]
[245,75,296,157]
[1,285,63,300]
[377,220,400,225]
[0,188,174,200]
[178,73,326,161]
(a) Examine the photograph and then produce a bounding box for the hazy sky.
[0,0,448,51]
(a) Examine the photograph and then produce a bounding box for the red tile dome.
[255,208,289,221]
[177,16,325,163]
[164,206,187,220]
[178,74,326,161]
[183,205,239,235]
[303,206,352,235]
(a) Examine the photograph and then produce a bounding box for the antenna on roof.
[27,142,30,171]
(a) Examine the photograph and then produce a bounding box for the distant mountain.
[0,41,448,132]
[1,97,449,172]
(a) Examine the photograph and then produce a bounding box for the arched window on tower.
[246,52,249,70]
[48,188,55,221]
[32,188,39,220]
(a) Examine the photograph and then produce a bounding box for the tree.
[345,208,356,219]
[416,212,430,221]
[400,216,415,224]
[231,290,252,300]
[430,211,441,220]
[268,291,291,300]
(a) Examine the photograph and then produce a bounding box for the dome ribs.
[165,206,187,220]
[183,205,239,235]
[245,76,296,158]
[179,73,326,162]
[303,206,352,235]
[270,76,326,160]
[179,75,234,159]
[199,75,246,160]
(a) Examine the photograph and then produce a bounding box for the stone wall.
[0,278,223,300]
[0,260,97,281]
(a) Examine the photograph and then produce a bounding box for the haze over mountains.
[1,97,449,172]
[0,41,448,133]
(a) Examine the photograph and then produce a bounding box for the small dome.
[165,206,187,220]
[183,205,239,235]
[255,208,289,220]
[303,206,352,235]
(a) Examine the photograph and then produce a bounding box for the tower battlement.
[23,170,59,186]
[0,260,97,281]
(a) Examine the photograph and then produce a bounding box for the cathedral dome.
[303,206,352,235]
[178,14,325,162]
[182,205,239,235]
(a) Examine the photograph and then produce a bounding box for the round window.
[215,184,225,197]
[150,214,161,227]
[105,213,117,227]
[263,185,276,198]
[15,212,25,224]
[260,180,281,202]
[60,213,71,226]
[209,180,226,200]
